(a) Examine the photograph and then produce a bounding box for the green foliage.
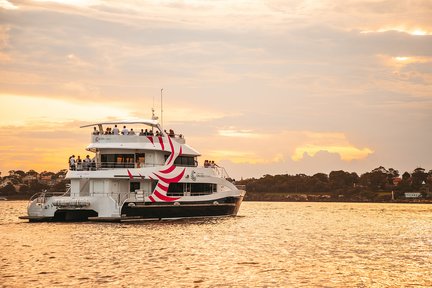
[0,184,16,195]
[240,166,430,201]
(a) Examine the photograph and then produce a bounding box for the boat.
[0,197,7,201]
[20,118,246,222]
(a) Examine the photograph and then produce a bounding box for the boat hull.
[20,195,244,222]
[120,196,244,219]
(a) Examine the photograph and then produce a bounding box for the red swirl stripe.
[154,168,185,184]
[159,165,176,174]
[158,137,165,151]
[154,190,179,202]
[166,136,175,165]
[157,183,168,192]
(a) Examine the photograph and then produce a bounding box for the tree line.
[1,166,431,202]
[236,166,432,202]
[0,169,68,199]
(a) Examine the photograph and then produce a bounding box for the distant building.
[40,175,53,185]
[392,177,402,186]
[404,192,422,198]
[23,175,38,183]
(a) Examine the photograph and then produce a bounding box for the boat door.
[142,181,152,198]
[111,180,120,203]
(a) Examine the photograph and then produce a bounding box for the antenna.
[161,88,163,129]
[151,90,159,121]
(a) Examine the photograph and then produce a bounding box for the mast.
[161,88,163,129]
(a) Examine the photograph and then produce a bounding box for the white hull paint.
[21,119,245,222]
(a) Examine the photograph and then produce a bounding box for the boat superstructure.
[20,120,245,222]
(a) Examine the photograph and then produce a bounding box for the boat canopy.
[80,119,160,129]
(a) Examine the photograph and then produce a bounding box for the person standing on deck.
[69,155,76,171]
[76,156,83,170]
[83,155,91,170]
[121,126,128,135]
[112,125,119,135]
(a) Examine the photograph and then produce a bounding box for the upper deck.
[81,119,200,156]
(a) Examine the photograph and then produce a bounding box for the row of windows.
[167,183,217,196]
[100,153,196,168]
[164,155,197,167]
[129,181,217,196]
[101,154,135,168]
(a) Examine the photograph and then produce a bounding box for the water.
[1,201,431,287]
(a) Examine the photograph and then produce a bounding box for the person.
[169,129,175,137]
[204,160,209,168]
[139,129,145,136]
[76,156,83,170]
[155,131,160,137]
[112,125,119,135]
[91,156,96,171]
[83,155,91,170]
[144,129,149,136]
[69,155,76,171]
[92,127,99,135]
[129,128,136,135]
[211,160,219,168]
[121,126,128,135]
[148,130,154,136]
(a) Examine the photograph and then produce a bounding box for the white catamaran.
[20,118,246,222]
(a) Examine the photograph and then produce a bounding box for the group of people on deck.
[92,125,181,138]
[69,155,95,171]
[204,160,219,168]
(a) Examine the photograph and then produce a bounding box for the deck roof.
[80,119,159,128]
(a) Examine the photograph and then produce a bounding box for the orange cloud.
[196,130,373,165]
[292,132,373,161]
[361,27,432,36]
[292,145,373,161]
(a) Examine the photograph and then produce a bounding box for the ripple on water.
[1,201,432,287]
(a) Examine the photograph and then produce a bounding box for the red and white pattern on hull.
[147,135,185,202]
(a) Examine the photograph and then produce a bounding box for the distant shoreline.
[6,193,432,204]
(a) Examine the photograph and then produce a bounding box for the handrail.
[213,166,231,179]
[69,161,166,171]
[235,185,246,191]
[119,191,130,206]
[27,190,69,209]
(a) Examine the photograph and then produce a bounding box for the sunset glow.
[0,0,431,178]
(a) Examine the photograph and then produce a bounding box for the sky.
[0,0,431,179]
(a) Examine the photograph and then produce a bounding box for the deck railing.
[27,188,70,208]
[91,134,186,144]
[69,162,166,171]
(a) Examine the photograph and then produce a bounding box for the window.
[164,155,197,167]
[136,153,145,167]
[101,154,135,168]
[130,182,140,192]
[167,183,216,196]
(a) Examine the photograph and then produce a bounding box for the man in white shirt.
[69,155,76,171]
[121,126,128,135]
[83,155,91,170]
[112,125,119,135]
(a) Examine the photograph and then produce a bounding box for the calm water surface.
[1,201,431,287]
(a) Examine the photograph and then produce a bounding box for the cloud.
[218,129,261,138]
[292,145,373,161]
[0,0,430,177]
[198,130,373,167]
[0,0,17,10]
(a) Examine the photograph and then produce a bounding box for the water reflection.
[1,201,432,287]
